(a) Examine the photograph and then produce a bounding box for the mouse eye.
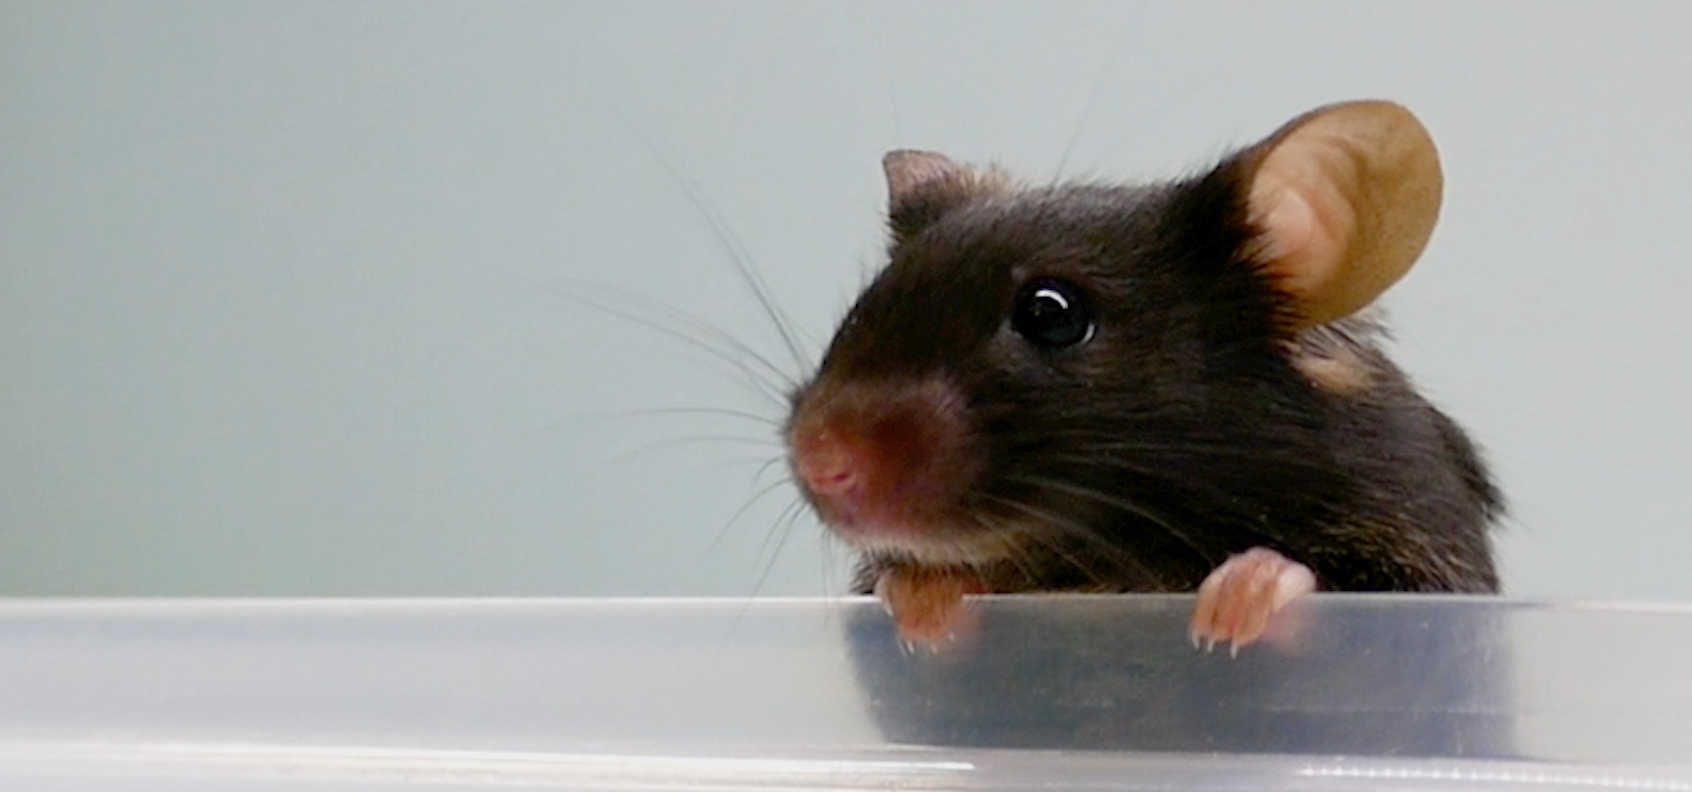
[1011,278,1095,348]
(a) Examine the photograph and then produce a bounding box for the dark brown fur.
[790,142,1500,600]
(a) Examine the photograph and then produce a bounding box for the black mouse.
[785,100,1501,650]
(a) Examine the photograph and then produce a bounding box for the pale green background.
[4,2,1688,600]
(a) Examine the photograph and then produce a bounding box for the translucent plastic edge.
[0,594,1688,616]
[0,740,1688,791]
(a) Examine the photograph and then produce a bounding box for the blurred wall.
[4,2,1690,600]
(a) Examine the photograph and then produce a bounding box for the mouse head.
[877,101,1442,330]
[787,101,1443,587]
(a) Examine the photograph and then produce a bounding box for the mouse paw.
[1189,547,1316,655]
[874,566,983,651]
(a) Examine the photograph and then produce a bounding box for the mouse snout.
[790,428,863,501]
[787,376,980,544]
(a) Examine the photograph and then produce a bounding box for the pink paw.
[1189,547,1316,654]
[874,566,985,652]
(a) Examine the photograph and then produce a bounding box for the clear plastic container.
[0,595,1688,790]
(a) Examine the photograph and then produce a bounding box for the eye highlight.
[1011,277,1095,348]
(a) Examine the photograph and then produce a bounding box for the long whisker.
[976,493,1166,588]
[1001,473,1176,533]
[751,455,794,490]
[538,282,795,407]
[668,435,785,450]
[528,406,780,442]
[627,138,816,375]
[1005,429,1342,468]
[999,473,1212,563]
[748,497,809,598]
[719,496,807,651]
[606,436,785,471]
[603,405,784,429]
[959,510,1066,589]
[708,475,795,553]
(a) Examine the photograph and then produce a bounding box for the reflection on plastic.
[847,594,1511,756]
[0,596,1688,790]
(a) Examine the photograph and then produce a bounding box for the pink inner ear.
[1253,180,1317,283]
[1250,164,1357,311]
[1242,101,1443,329]
[882,150,961,206]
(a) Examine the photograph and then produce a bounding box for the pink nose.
[787,376,975,541]
[792,430,861,501]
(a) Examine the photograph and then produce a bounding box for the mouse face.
[791,175,1335,593]
[786,102,1499,647]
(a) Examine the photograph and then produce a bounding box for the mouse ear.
[882,150,1010,240]
[1243,101,1442,328]
[884,150,965,206]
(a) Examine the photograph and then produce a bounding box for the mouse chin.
[824,513,1014,569]
[808,494,978,554]
[824,512,941,547]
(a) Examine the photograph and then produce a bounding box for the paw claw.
[875,566,980,651]
[1188,547,1316,654]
